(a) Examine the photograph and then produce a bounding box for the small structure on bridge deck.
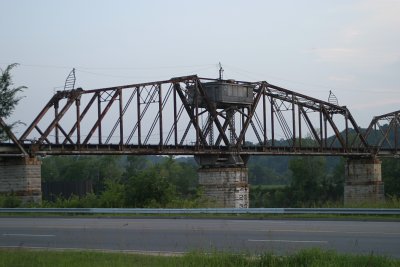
[187,80,254,109]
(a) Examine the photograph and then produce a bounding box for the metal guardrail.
[0,208,399,215]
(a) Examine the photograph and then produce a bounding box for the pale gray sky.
[1,0,400,135]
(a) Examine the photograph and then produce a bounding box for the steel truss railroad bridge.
[1,75,399,207]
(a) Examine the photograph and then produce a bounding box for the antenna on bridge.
[218,62,224,80]
[328,90,338,106]
[64,68,76,91]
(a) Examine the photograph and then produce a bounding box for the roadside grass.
[0,211,399,221]
[0,248,399,267]
[0,212,399,221]
[1,193,399,220]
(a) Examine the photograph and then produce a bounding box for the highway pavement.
[0,217,399,257]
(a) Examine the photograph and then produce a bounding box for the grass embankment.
[1,212,399,221]
[1,249,399,267]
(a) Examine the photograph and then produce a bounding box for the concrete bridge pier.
[195,154,249,208]
[0,156,42,204]
[344,157,384,205]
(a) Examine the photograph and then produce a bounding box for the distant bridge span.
[0,75,398,206]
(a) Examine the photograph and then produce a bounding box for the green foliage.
[42,156,123,182]
[166,188,218,208]
[0,193,22,208]
[39,153,398,209]
[123,155,149,178]
[125,167,176,207]
[288,156,343,206]
[99,179,125,208]
[248,156,290,185]
[250,185,287,208]
[41,155,205,208]
[250,156,344,207]
[158,156,198,196]
[0,63,26,141]
[382,158,400,197]
[1,249,399,267]
[43,194,96,208]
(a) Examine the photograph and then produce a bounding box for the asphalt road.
[0,217,399,257]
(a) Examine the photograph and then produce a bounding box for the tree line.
[40,155,213,208]
[37,154,400,208]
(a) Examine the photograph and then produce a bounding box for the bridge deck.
[2,143,395,157]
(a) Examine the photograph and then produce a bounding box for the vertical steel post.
[136,87,141,146]
[345,110,349,150]
[76,98,81,145]
[298,105,302,148]
[324,114,328,148]
[173,84,178,146]
[292,95,296,147]
[54,101,59,144]
[319,108,323,149]
[97,94,102,144]
[242,108,246,145]
[271,97,275,147]
[158,84,163,147]
[195,83,199,148]
[263,90,267,146]
[395,113,398,153]
[119,89,124,145]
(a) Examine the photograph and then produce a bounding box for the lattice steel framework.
[1,75,382,157]
[364,110,400,155]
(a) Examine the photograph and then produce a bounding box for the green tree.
[41,155,124,200]
[158,156,197,196]
[123,156,149,180]
[0,63,26,141]
[288,156,327,205]
[125,167,176,207]
[382,158,400,197]
[99,179,125,208]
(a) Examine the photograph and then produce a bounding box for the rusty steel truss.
[1,75,397,157]
[363,110,400,155]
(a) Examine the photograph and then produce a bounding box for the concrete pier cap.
[344,156,384,205]
[195,154,249,208]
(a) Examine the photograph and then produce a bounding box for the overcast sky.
[1,0,399,135]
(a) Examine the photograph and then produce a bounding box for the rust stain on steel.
[0,75,395,158]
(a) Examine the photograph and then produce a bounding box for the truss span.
[2,75,395,157]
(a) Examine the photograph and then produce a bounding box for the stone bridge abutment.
[0,156,42,204]
[344,157,385,204]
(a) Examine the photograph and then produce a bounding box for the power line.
[0,62,215,71]
[223,64,399,95]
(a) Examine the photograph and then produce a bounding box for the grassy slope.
[1,249,399,267]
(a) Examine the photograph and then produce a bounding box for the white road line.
[255,229,400,235]
[0,245,185,256]
[248,239,328,244]
[3,234,55,237]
